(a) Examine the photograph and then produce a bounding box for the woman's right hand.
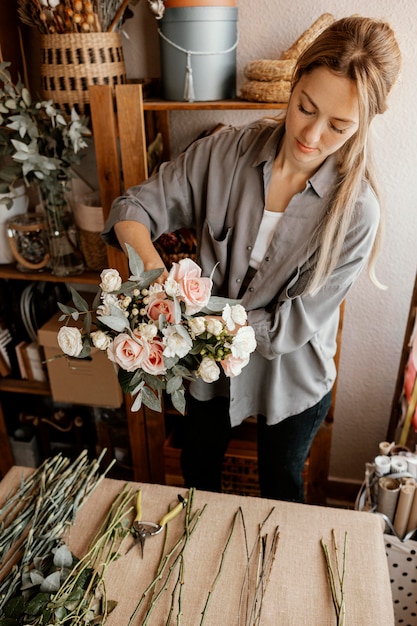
[114,220,168,284]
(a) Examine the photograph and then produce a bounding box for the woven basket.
[40,32,125,115]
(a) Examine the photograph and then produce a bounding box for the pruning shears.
[128,488,187,557]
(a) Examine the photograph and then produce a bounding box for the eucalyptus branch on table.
[321,530,348,626]
[0,449,135,625]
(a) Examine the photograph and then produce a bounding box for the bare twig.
[321,530,348,626]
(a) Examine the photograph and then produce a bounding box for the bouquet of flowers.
[57,246,256,414]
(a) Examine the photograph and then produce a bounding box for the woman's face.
[283,66,359,171]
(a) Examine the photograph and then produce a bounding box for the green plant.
[0,61,90,208]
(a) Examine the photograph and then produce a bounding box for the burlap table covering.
[0,467,394,625]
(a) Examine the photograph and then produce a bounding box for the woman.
[102,16,402,502]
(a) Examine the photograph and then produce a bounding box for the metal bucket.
[159,6,238,101]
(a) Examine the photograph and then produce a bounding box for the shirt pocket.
[200,220,233,286]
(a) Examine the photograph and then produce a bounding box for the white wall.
[121,0,417,483]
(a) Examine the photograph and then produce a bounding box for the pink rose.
[169,258,212,315]
[146,292,177,323]
[220,355,250,378]
[107,332,150,372]
[141,339,166,375]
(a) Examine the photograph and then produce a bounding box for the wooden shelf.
[0,378,51,396]
[143,98,287,112]
[0,264,100,285]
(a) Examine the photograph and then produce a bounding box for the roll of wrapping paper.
[390,455,409,473]
[393,483,416,539]
[379,441,395,455]
[374,455,391,476]
[406,485,417,534]
[376,477,401,522]
[407,455,417,479]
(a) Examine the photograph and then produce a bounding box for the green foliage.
[0,61,90,208]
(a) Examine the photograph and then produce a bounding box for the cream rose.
[57,326,83,357]
[90,330,112,351]
[188,316,206,337]
[100,268,122,293]
[206,317,224,337]
[197,356,220,383]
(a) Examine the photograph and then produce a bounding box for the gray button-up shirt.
[102,120,379,426]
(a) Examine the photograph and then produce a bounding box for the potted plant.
[0,61,91,275]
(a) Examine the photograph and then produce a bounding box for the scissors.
[129,488,187,557]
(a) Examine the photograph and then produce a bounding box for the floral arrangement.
[0,61,90,209]
[17,0,136,34]
[57,246,257,414]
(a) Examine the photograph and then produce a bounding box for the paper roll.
[379,441,394,455]
[374,455,391,476]
[407,455,417,479]
[376,477,401,522]
[406,486,417,534]
[390,455,409,473]
[393,483,416,539]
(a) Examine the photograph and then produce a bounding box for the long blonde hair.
[291,16,402,294]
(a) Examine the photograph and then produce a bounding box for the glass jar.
[7,213,50,272]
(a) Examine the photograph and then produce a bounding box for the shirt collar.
[253,123,339,199]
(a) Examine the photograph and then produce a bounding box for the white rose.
[162,325,193,358]
[197,356,220,383]
[222,303,247,331]
[164,276,179,298]
[97,293,119,316]
[57,327,83,357]
[188,316,206,337]
[149,283,164,295]
[231,326,257,359]
[100,268,122,293]
[206,318,224,337]
[90,330,112,350]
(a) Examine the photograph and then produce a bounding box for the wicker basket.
[40,32,125,115]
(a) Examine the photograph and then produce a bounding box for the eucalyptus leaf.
[131,389,143,412]
[126,243,144,278]
[97,312,129,333]
[29,569,45,586]
[166,374,183,394]
[40,571,61,593]
[171,388,186,415]
[142,385,162,412]
[64,587,84,610]
[54,606,68,620]
[204,295,242,312]
[57,302,78,315]
[70,287,89,312]
[53,544,73,568]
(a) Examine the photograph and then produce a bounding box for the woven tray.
[280,13,335,60]
[40,32,125,115]
[244,59,295,82]
[240,79,291,103]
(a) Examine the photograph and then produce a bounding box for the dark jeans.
[180,390,332,503]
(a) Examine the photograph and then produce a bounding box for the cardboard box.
[38,306,123,408]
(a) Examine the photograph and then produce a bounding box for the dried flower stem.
[200,508,242,626]
[321,530,348,626]
[127,489,207,626]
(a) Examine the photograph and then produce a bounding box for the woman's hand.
[114,220,168,283]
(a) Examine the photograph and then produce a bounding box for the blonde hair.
[291,16,402,294]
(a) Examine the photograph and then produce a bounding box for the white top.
[250,210,283,270]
